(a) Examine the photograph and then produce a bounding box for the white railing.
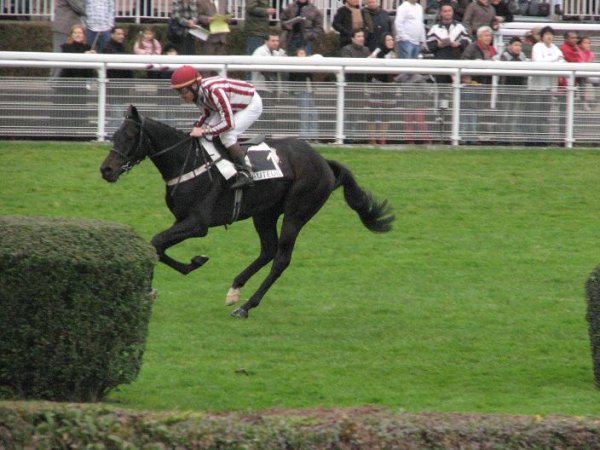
[2,51,600,146]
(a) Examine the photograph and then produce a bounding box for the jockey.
[170,65,263,189]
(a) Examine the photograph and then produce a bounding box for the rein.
[112,117,217,190]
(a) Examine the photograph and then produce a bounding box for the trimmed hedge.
[2,402,600,449]
[585,265,600,387]
[0,216,157,402]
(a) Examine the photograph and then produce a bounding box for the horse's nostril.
[100,166,112,177]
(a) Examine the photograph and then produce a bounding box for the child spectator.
[134,27,163,79]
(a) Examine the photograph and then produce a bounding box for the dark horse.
[100,106,394,318]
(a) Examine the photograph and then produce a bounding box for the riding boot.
[228,142,254,189]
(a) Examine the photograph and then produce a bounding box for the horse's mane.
[144,116,188,140]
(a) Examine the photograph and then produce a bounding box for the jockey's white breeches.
[208,92,263,148]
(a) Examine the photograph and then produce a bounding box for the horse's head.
[100,105,147,183]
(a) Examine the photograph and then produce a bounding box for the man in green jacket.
[245,0,276,55]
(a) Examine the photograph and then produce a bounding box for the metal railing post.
[565,71,576,148]
[451,69,461,146]
[335,69,345,144]
[97,65,107,142]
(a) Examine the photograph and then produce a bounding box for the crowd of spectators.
[42,0,599,143]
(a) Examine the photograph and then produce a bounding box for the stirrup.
[230,171,254,189]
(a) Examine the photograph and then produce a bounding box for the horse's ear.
[126,105,140,122]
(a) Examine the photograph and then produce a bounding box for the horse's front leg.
[151,218,209,275]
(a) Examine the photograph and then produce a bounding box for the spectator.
[332,0,374,49]
[363,0,391,53]
[521,26,541,59]
[394,0,426,59]
[84,0,114,53]
[490,0,513,26]
[460,25,495,143]
[560,31,581,63]
[51,0,85,78]
[251,32,287,122]
[159,44,179,80]
[525,26,564,139]
[197,0,231,57]
[367,33,397,144]
[426,2,471,84]
[59,24,96,79]
[578,35,596,110]
[398,73,433,144]
[245,0,277,55]
[289,48,319,140]
[103,26,133,131]
[497,36,528,136]
[103,26,134,79]
[462,0,496,37]
[281,0,324,55]
[58,24,96,128]
[341,29,370,142]
[171,0,199,55]
[454,0,472,20]
[134,26,162,79]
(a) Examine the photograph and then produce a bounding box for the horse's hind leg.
[226,209,279,306]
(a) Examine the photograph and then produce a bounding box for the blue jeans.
[294,92,318,139]
[287,35,313,56]
[86,29,110,53]
[397,40,420,59]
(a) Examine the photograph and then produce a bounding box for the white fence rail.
[2,51,600,146]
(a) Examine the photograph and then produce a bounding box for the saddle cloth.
[202,138,284,181]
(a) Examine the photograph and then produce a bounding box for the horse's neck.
[145,119,199,179]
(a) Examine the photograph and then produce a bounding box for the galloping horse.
[100,105,394,318]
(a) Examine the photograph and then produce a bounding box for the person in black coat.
[102,26,134,79]
[60,24,96,78]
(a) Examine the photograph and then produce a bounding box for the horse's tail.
[327,160,395,233]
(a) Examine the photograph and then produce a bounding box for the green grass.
[1,141,600,416]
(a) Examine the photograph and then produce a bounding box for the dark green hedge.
[585,265,600,387]
[0,20,340,77]
[2,402,600,449]
[0,216,157,402]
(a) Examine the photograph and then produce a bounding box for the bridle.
[110,115,215,191]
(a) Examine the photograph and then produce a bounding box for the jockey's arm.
[203,87,235,135]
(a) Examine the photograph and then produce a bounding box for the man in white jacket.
[394,0,426,59]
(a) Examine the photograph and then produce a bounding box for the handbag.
[167,17,187,44]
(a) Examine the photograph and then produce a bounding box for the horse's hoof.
[230,307,248,319]
[148,288,158,300]
[191,255,209,268]
[225,287,241,306]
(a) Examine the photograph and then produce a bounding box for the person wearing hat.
[170,66,263,188]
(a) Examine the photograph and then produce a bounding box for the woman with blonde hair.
[60,24,96,78]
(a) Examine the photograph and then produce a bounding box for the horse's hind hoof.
[230,308,248,319]
[225,287,241,306]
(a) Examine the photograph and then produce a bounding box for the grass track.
[1,141,600,416]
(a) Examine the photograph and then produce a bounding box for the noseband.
[109,117,148,174]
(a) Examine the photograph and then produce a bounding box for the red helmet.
[171,65,202,90]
